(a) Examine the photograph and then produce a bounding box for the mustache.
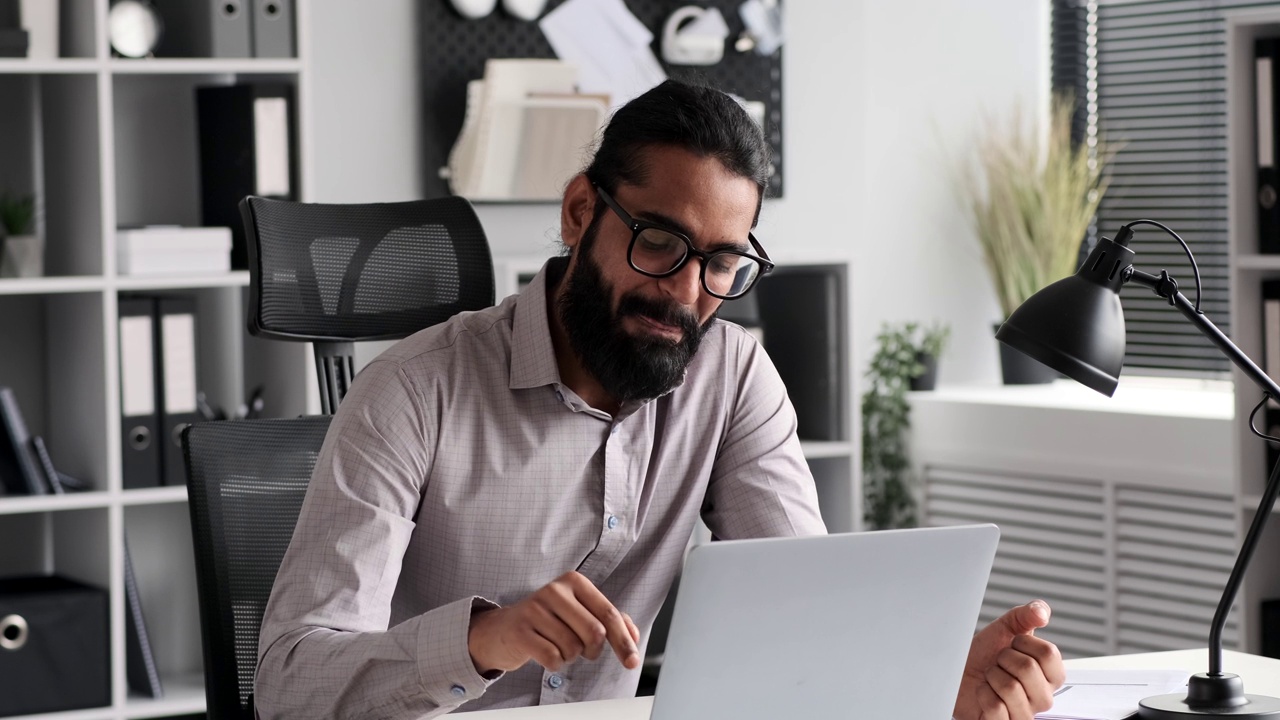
[616,293,701,335]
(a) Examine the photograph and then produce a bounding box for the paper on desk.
[1037,669,1192,720]
[539,0,666,111]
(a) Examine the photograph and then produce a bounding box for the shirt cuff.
[415,595,503,707]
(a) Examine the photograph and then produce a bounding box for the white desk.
[461,650,1280,718]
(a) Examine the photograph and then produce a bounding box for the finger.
[999,599,1051,637]
[523,627,566,671]
[977,682,1011,720]
[540,579,608,661]
[623,612,641,644]
[564,574,640,668]
[1011,634,1066,689]
[529,602,588,664]
[985,665,1033,720]
[996,647,1053,713]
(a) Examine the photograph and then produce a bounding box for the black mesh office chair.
[240,195,496,413]
[184,416,332,720]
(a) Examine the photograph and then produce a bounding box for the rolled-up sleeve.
[255,359,500,718]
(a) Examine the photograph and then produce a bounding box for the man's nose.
[659,258,703,305]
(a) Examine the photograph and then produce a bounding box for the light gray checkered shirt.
[255,258,826,718]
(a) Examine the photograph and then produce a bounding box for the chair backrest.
[240,195,497,412]
[183,416,332,720]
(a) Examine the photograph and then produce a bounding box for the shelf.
[799,441,854,459]
[108,58,302,75]
[0,491,112,515]
[2,704,117,720]
[1242,495,1280,514]
[114,271,250,291]
[122,673,206,719]
[1236,254,1280,270]
[119,485,190,507]
[0,276,106,295]
[0,59,100,74]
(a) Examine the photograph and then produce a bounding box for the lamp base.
[1138,674,1280,718]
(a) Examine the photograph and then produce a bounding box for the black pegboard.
[420,0,784,200]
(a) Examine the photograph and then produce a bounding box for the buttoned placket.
[539,401,645,705]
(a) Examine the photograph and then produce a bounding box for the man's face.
[557,146,761,402]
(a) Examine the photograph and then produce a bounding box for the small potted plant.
[958,93,1111,384]
[0,191,39,278]
[861,322,928,531]
[908,321,950,392]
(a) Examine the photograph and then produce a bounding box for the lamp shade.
[994,236,1134,397]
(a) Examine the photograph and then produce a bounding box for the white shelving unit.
[1226,7,1280,657]
[0,1,313,718]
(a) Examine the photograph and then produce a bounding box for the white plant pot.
[1,235,44,278]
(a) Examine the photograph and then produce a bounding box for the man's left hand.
[953,599,1066,720]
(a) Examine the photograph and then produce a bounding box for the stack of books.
[117,226,232,276]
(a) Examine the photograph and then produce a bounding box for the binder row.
[119,296,200,489]
[1259,38,1280,254]
[152,0,295,59]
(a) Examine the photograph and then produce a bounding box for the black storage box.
[0,576,110,717]
[0,28,27,57]
[1264,598,1280,659]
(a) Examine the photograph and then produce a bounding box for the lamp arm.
[1128,268,1280,398]
[1127,266,1280,676]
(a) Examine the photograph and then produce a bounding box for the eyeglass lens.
[631,227,761,298]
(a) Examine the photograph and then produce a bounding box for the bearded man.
[256,79,1064,720]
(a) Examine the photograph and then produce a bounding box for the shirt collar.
[509,257,568,390]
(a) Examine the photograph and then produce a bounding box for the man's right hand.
[467,571,642,675]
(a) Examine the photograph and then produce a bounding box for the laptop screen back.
[649,524,999,720]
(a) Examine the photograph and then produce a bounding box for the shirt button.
[555,390,564,402]
[607,515,619,530]
[450,684,466,697]
[547,674,564,689]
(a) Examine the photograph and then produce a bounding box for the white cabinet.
[911,382,1243,658]
[0,1,313,717]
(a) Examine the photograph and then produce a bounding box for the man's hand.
[467,571,642,675]
[953,600,1066,720]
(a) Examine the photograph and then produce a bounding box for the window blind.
[1057,0,1280,374]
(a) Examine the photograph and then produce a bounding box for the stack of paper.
[539,0,666,112]
[1038,669,1192,720]
[117,226,232,277]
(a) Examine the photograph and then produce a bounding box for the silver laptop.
[649,524,1000,720]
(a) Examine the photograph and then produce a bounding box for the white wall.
[306,0,1050,384]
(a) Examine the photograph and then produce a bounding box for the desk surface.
[462,650,1280,718]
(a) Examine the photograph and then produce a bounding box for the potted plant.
[861,322,931,531]
[0,191,39,278]
[959,94,1111,384]
[908,321,950,392]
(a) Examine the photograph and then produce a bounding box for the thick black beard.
[557,231,713,403]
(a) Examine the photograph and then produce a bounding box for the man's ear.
[561,174,596,252]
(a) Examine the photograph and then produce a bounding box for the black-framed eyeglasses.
[594,184,774,300]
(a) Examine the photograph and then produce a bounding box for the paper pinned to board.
[1037,669,1192,720]
[539,0,666,111]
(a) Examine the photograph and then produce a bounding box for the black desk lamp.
[996,219,1280,719]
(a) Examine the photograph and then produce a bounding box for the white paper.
[120,315,155,417]
[1037,669,1192,720]
[254,97,291,196]
[162,314,198,414]
[539,0,667,111]
[1260,57,1274,167]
